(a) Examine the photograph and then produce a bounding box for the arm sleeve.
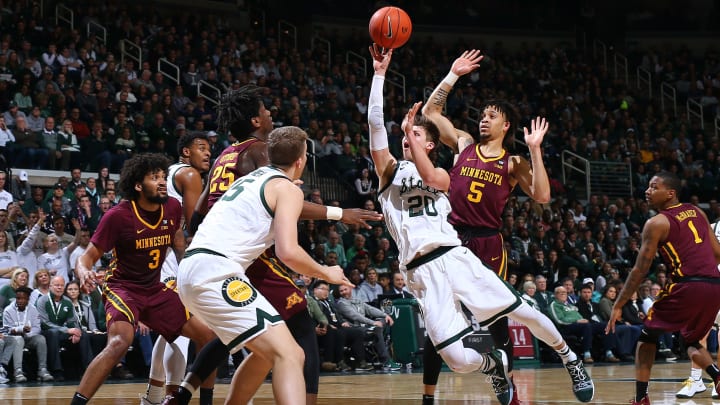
[368,75,388,152]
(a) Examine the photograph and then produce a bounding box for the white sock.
[557,344,577,364]
[146,384,165,403]
[691,367,702,381]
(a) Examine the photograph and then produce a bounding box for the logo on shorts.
[221,277,257,307]
[163,276,177,291]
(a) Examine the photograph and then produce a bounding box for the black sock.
[176,386,193,405]
[635,381,648,402]
[189,337,230,381]
[199,388,213,405]
[70,393,89,405]
[422,394,435,405]
[707,364,720,381]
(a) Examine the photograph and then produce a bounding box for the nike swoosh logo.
[386,16,393,38]
[491,256,500,261]
[136,228,147,234]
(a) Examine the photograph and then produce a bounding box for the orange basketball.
[368,6,412,49]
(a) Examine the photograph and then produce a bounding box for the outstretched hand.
[341,208,383,229]
[369,43,393,75]
[523,116,549,148]
[604,306,622,335]
[402,101,423,136]
[451,49,484,76]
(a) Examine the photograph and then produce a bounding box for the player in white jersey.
[368,45,593,405]
[142,132,211,405]
[676,219,720,399]
[177,126,351,404]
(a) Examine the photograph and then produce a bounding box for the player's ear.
[503,121,511,132]
[135,182,142,192]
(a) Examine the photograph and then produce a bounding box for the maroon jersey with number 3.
[448,145,512,230]
[91,199,182,287]
[207,139,261,210]
[658,202,720,280]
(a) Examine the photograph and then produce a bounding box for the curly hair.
[118,153,171,201]
[216,85,264,140]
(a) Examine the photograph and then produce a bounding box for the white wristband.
[442,71,459,86]
[326,206,343,221]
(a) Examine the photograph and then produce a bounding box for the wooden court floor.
[0,361,717,404]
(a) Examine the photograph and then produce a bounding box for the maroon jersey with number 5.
[91,199,182,287]
[448,145,512,231]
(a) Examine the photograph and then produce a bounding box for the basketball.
[368,6,412,49]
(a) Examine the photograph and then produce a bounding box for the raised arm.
[403,102,450,192]
[511,117,551,203]
[422,49,483,154]
[367,44,396,189]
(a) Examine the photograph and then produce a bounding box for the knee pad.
[638,327,662,344]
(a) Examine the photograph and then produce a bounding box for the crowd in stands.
[0,0,718,383]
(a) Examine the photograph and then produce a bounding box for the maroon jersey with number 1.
[645,202,720,342]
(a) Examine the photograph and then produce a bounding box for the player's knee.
[686,341,704,351]
[638,327,662,344]
[439,346,476,374]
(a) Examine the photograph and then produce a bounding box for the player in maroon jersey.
[420,50,552,405]
[164,86,382,405]
[69,154,216,405]
[607,171,720,405]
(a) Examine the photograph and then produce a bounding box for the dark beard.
[147,194,169,204]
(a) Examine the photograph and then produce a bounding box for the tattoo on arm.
[432,89,449,107]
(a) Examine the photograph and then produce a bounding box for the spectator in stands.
[37,275,93,381]
[0,266,27,311]
[40,117,60,169]
[521,281,539,308]
[57,119,82,171]
[549,285,611,364]
[575,284,621,363]
[15,208,44,276]
[313,280,371,371]
[335,284,401,370]
[0,115,15,159]
[357,267,383,305]
[388,272,414,299]
[3,101,26,128]
[2,285,54,382]
[10,171,31,206]
[64,280,106,357]
[345,233,368,264]
[0,173,13,210]
[29,268,51,308]
[13,116,47,169]
[37,224,80,284]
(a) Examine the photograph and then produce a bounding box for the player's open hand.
[369,43,393,75]
[451,49,483,76]
[402,101,423,137]
[341,208,383,229]
[523,116,549,148]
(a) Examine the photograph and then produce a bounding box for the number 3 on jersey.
[148,248,160,270]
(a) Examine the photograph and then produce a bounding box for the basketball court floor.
[0,361,716,404]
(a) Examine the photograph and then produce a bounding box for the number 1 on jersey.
[687,220,703,244]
